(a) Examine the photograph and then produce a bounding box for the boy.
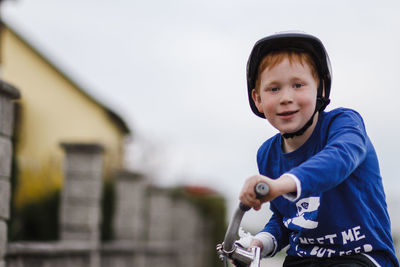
[238,32,399,266]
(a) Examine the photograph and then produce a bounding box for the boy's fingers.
[242,196,261,209]
[240,195,252,207]
[240,190,253,201]
[239,175,268,208]
[247,239,264,252]
[243,194,260,205]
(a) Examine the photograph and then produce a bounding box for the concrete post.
[113,170,147,242]
[111,170,147,267]
[146,186,176,267]
[0,81,20,267]
[147,187,174,242]
[59,143,104,267]
[173,198,209,267]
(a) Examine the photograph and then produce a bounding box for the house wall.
[1,26,127,206]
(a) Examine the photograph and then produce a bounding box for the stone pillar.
[173,198,205,267]
[146,186,176,267]
[147,187,174,243]
[111,170,147,267]
[0,81,20,267]
[113,170,147,242]
[59,143,104,267]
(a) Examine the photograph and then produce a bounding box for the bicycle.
[216,182,269,267]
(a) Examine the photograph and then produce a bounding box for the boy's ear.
[251,89,264,113]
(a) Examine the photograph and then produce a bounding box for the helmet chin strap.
[282,83,330,139]
[281,110,317,139]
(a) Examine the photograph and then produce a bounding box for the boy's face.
[252,57,318,135]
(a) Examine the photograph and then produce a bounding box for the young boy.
[238,32,399,266]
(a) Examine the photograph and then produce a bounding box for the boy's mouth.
[277,110,298,116]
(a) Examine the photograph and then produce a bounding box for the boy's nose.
[280,87,294,104]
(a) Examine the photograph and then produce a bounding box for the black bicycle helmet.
[246,31,332,138]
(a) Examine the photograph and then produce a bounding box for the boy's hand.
[239,175,268,210]
[249,238,264,250]
[237,237,274,258]
[239,174,297,210]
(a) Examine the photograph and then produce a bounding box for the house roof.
[1,20,131,135]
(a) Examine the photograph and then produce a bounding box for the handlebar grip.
[239,182,269,211]
[254,182,269,199]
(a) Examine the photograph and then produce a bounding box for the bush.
[101,178,115,241]
[9,190,60,241]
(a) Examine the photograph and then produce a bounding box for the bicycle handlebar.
[217,182,269,267]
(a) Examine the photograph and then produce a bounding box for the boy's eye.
[269,87,279,92]
[293,83,303,89]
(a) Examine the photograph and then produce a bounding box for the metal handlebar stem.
[216,182,269,267]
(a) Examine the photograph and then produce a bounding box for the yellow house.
[0,22,131,208]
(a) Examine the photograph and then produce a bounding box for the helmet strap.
[282,82,330,139]
[282,110,318,139]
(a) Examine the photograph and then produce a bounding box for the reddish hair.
[254,50,319,92]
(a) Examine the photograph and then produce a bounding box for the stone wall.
[100,172,212,267]
[0,81,20,267]
[5,143,216,267]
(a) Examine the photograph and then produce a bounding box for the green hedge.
[8,179,114,242]
[8,190,60,241]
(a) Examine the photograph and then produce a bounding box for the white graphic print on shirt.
[284,197,320,229]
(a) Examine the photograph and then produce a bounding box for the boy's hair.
[254,50,320,93]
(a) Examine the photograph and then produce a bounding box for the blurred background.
[0,0,399,266]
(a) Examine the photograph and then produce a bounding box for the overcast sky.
[2,0,400,230]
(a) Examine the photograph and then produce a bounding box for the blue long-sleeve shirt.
[257,108,399,266]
